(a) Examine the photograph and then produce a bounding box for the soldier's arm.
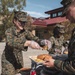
[54,59,75,74]
[5,29,41,50]
[25,30,40,42]
[25,30,46,47]
[48,36,55,52]
[49,36,54,45]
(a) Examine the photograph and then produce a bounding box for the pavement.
[0,42,48,74]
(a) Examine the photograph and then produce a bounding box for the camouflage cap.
[61,0,75,16]
[14,11,27,22]
[55,24,65,33]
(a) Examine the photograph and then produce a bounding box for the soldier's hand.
[24,40,41,49]
[45,40,51,50]
[29,41,41,49]
[38,40,46,47]
[43,58,55,68]
[40,39,51,50]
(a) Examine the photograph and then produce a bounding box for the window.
[52,13,57,17]
[58,12,62,16]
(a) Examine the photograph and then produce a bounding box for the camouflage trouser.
[1,59,21,75]
[1,60,16,75]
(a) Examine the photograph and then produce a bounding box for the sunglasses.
[19,21,26,25]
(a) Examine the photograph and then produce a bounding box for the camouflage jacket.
[49,35,64,54]
[54,28,75,74]
[2,26,40,67]
[54,57,75,74]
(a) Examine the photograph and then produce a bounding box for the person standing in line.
[48,24,65,55]
[43,0,75,75]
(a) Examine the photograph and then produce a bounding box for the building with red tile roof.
[32,7,68,39]
[33,7,68,26]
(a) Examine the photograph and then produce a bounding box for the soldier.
[1,11,46,75]
[41,25,65,75]
[48,24,65,54]
[43,0,75,75]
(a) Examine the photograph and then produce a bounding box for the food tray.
[29,56,44,64]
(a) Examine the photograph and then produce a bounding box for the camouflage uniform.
[49,25,65,54]
[43,25,65,75]
[54,0,75,74]
[49,35,64,54]
[1,11,40,75]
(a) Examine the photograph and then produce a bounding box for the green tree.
[0,0,26,16]
[0,0,26,41]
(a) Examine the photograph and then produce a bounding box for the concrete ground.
[0,42,48,74]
